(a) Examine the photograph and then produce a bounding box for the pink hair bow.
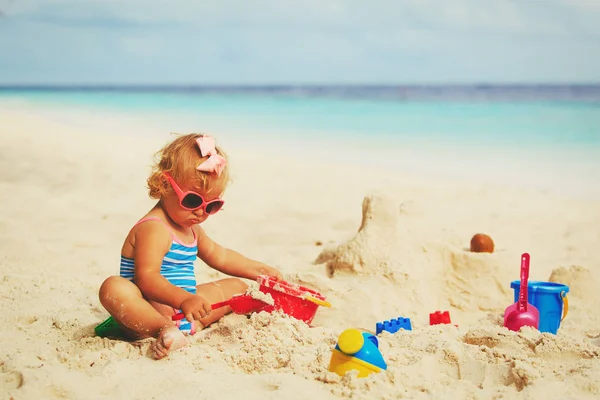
[196,136,227,176]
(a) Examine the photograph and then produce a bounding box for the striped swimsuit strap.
[133,216,197,246]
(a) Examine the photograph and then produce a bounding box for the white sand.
[1,103,599,399]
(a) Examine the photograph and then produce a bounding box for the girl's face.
[162,174,225,228]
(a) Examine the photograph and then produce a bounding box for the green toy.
[94,316,124,338]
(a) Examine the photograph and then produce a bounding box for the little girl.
[97,133,282,359]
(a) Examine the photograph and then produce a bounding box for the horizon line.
[2,82,600,90]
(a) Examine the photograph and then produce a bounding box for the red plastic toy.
[172,294,271,321]
[172,276,331,325]
[257,275,331,324]
[429,311,452,325]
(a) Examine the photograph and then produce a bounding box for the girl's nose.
[193,208,205,217]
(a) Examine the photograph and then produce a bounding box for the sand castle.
[315,193,404,277]
[315,193,514,313]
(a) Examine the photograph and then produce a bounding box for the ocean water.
[2,85,600,147]
[2,85,600,195]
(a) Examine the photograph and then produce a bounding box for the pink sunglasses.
[163,172,225,215]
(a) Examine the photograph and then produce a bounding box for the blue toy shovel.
[504,253,540,331]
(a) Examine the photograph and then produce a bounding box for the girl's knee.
[99,276,137,306]
[198,278,248,301]
[221,277,248,293]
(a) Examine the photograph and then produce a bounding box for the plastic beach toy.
[504,253,540,332]
[430,311,453,325]
[172,294,272,321]
[510,281,569,334]
[257,275,331,324]
[172,277,332,324]
[328,328,387,378]
[376,317,412,334]
[94,316,123,338]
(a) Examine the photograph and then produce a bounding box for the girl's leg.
[195,278,249,328]
[98,276,187,359]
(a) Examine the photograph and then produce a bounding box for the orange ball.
[470,233,495,253]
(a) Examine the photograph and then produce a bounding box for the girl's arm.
[195,226,282,281]
[133,221,195,309]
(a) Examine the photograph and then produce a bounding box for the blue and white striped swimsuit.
[120,216,198,334]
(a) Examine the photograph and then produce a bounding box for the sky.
[1,0,600,85]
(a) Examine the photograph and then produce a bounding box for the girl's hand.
[253,264,283,281]
[180,295,212,322]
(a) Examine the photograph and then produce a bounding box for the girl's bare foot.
[151,326,189,359]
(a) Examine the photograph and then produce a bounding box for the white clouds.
[3,0,599,38]
[3,0,597,35]
[0,0,599,84]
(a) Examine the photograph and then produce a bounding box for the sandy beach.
[1,103,599,400]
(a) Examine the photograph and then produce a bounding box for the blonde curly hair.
[147,133,230,199]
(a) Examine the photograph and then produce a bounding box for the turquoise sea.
[2,85,600,196]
